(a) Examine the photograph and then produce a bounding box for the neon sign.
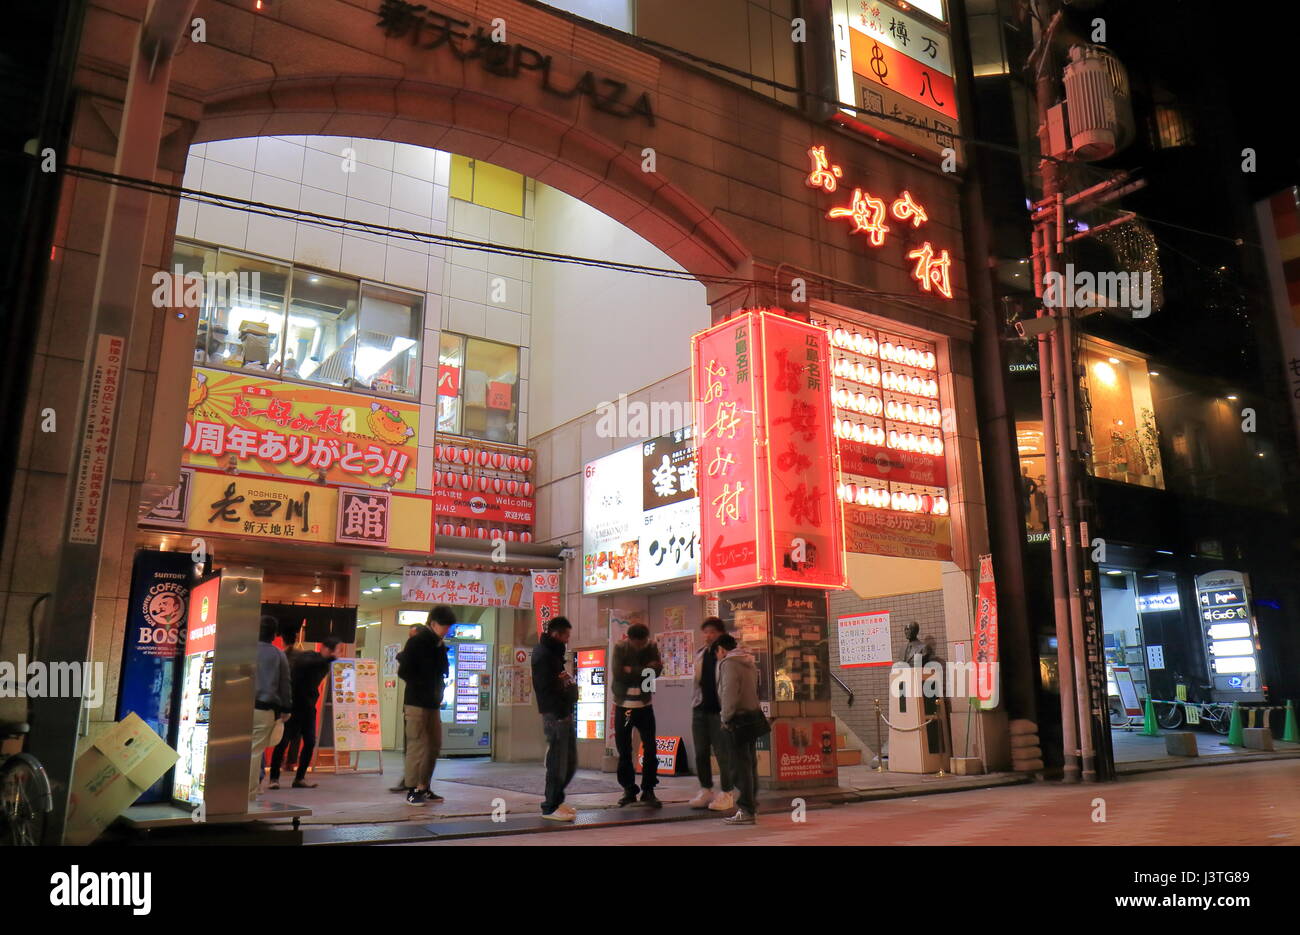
[805,146,955,300]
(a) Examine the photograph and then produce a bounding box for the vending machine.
[440,621,495,754]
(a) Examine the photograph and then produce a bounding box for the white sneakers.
[543,803,577,822]
[688,788,715,809]
[707,790,736,812]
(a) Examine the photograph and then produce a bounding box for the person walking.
[268,633,340,790]
[716,633,766,825]
[393,606,453,806]
[689,617,737,812]
[532,616,578,822]
[251,616,292,801]
[612,623,664,809]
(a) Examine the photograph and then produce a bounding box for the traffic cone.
[1140,697,1160,736]
[1225,702,1244,746]
[1283,700,1300,744]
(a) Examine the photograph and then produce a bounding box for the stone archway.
[192,74,750,284]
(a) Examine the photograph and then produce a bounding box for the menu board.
[771,589,831,702]
[331,658,382,751]
[576,649,606,740]
[727,596,773,707]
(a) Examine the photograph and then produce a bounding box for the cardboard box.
[66,713,178,846]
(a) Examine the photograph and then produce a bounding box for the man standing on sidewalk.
[268,634,340,790]
[612,623,664,809]
[251,616,291,801]
[532,616,578,822]
[394,606,454,806]
[689,617,736,813]
[717,633,763,825]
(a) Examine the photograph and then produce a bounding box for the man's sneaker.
[405,789,428,806]
[389,783,410,793]
[708,790,736,812]
[556,803,577,816]
[542,808,575,822]
[267,780,281,790]
[722,810,755,825]
[688,788,715,809]
[640,791,663,809]
[424,790,444,803]
[616,791,639,807]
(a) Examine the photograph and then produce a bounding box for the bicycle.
[0,719,53,846]
[1144,698,1234,734]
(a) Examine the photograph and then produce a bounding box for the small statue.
[900,621,931,666]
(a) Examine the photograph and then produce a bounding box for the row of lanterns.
[833,419,944,455]
[434,444,534,474]
[832,390,941,426]
[437,523,534,542]
[829,328,937,371]
[434,472,534,497]
[881,370,940,398]
[835,419,886,447]
[836,483,950,515]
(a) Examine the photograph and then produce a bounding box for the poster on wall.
[402,566,532,608]
[657,630,694,680]
[331,658,382,751]
[583,428,699,594]
[838,611,892,668]
[184,367,419,491]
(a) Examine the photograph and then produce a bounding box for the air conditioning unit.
[1062,45,1134,161]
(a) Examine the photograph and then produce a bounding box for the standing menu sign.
[331,658,382,751]
[575,649,606,740]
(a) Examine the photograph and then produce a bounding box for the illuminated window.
[449,156,525,217]
[1081,343,1165,489]
[437,332,520,444]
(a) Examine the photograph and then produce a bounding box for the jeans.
[403,705,442,789]
[730,732,759,816]
[542,714,578,813]
[691,708,733,791]
[269,706,318,782]
[614,705,658,794]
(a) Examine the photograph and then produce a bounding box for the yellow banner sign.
[842,504,952,562]
[178,470,432,554]
[184,367,420,491]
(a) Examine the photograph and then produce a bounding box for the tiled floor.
[407,758,1300,846]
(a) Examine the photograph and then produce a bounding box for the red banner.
[532,569,560,637]
[432,487,535,525]
[974,554,998,706]
[839,439,947,488]
[185,576,222,656]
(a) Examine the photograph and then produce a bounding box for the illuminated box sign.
[143,468,433,553]
[582,428,700,595]
[184,367,419,491]
[830,0,959,161]
[1195,570,1263,698]
[432,487,536,525]
[692,309,847,593]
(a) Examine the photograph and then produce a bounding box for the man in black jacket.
[268,633,340,789]
[394,605,453,805]
[532,616,577,821]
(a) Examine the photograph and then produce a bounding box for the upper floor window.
[178,241,423,400]
[436,332,521,444]
[539,1,633,32]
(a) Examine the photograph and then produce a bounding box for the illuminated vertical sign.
[692,309,846,593]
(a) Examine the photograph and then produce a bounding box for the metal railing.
[831,671,855,706]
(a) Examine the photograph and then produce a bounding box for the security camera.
[558,547,577,562]
[1015,317,1058,339]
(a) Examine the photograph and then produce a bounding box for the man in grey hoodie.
[716,633,762,825]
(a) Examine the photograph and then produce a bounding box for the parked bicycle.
[0,719,53,846]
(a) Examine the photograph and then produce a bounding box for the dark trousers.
[731,733,759,816]
[269,706,317,782]
[542,714,578,813]
[691,708,733,791]
[615,705,658,794]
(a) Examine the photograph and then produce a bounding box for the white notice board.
[838,612,892,668]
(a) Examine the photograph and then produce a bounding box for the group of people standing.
[531,615,765,825]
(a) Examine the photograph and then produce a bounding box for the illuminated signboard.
[692,309,846,593]
[582,428,700,594]
[1195,570,1263,700]
[806,145,955,300]
[172,575,221,808]
[830,0,958,161]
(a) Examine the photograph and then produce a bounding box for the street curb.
[1115,747,1300,776]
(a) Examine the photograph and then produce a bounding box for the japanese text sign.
[692,309,846,593]
[402,566,532,608]
[184,367,419,491]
